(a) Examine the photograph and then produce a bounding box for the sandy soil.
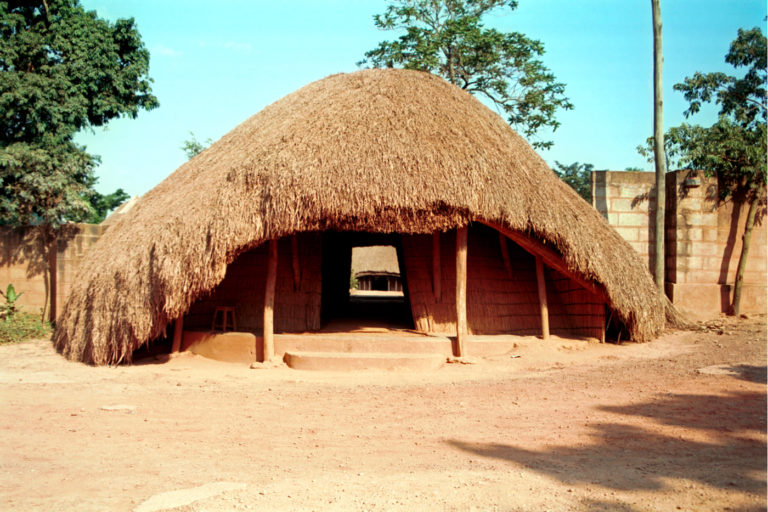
[0,316,765,512]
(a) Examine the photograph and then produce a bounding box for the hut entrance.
[321,232,413,330]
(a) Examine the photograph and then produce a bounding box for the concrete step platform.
[283,351,446,371]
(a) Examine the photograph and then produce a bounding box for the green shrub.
[0,312,52,344]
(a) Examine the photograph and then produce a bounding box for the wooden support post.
[432,232,441,301]
[263,239,278,362]
[535,255,550,340]
[455,226,468,357]
[291,234,301,291]
[171,316,184,353]
[499,233,513,278]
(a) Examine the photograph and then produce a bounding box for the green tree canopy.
[667,27,766,202]
[181,131,212,160]
[0,0,158,227]
[552,161,593,202]
[360,0,572,149]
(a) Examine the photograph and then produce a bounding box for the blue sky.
[74,1,767,197]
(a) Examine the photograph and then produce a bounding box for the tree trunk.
[38,226,57,323]
[651,0,667,295]
[731,195,759,316]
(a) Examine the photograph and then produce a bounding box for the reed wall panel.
[185,232,322,332]
[403,224,605,337]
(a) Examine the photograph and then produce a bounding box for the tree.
[651,0,667,294]
[655,27,766,316]
[360,0,572,149]
[552,161,593,202]
[181,132,212,160]
[82,187,130,224]
[0,0,158,320]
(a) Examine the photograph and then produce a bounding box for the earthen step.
[283,351,445,371]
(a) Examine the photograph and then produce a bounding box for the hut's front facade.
[53,69,666,365]
[184,225,605,341]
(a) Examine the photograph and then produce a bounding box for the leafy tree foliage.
[181,132,212,160]
[360,0,572,149]
[0,0,158,320]
[83,187,130,224]
[0,0,158,228]
[552,161,593,202]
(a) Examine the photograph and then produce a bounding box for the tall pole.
[455,226,468,357]
[534,255,550,340]
[652,0,667,294]
[263,239,278,362]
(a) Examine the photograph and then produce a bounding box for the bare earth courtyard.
[1,317,765,512]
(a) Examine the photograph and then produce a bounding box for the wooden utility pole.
[455,226,468,357]
[652,0,667,294]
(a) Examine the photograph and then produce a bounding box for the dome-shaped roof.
[54,69,665,364]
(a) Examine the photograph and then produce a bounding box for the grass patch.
[0,312,52,344]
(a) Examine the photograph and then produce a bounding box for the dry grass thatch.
[351,246,400,276]
[53,68,666,364]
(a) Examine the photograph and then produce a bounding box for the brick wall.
[592,171,657,273]
[0,224,107,320]
[593,169,767,319]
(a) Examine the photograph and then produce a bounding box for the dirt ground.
[1,316,765,512]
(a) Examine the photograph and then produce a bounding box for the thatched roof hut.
[352,246,400,277]
[54,69,666,364]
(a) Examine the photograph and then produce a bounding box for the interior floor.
[323,293,413,332]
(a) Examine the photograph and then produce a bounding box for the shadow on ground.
[728,364,767,384]
[448,389,766,507]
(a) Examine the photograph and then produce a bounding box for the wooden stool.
[211,306,237,331]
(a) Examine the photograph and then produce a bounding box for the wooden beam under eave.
[432,232,441,301]
[479,220,607,301]
[171,316,184,353]
[263,239,279,362]
[455,226,468,357]
[291,234,301,291]
[498,233,513,278]
[535,255,550,339]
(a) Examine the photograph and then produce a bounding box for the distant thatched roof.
[101,196,139,226]
[54,69,666,364]
[352,246,400,277]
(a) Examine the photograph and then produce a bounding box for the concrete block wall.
[0,227,49,315]
[0,224,108,320]
[592,171,657,272]
[593,169,767,319]
[56,224,109,319]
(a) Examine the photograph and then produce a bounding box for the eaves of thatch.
[53,69,666,364]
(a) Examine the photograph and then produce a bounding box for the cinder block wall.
[592,171,657,273]
[0,224,107,319]
[593,169,767,320]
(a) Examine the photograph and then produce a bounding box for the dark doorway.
[321,232,413,330]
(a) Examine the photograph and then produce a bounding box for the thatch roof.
[54,68,666,364]
[352,246,400,277]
